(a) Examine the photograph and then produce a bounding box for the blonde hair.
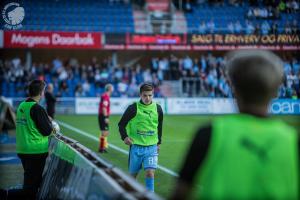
[105,84,113,92]
[226,50,283,105]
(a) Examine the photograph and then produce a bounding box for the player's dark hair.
[140,83,154,94]
[28,80,46,97]
[226,50,283,105]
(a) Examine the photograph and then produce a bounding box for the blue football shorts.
[128,144,158,174]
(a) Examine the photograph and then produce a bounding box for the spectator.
[285,22,292,34]
[292,58,300,74]
[82,79,91,95]
[291,0,299,12]
[52,57,63,74]
[143,69,152,83]
[206,69,218,90]
[286,0,293,13]
[284,60,293,75]
[183,56,193,72]
[169,55,179,80]
[200,55,208,73]
[61,84,70,97]
[185,0,192,12]
[207,19,216,33]
[45,83,56,119]
[227,22,235,33]
[118,80,128,97]
[291,20,299,34]
[150,57,159,74]
[278,1,286,13]
[261,21,271,35]
[158,57,170,80]
[245,20,255,34]
[253,7,260,17]
[270,22,278,34]
[193,59,200,75]
[75,84,86,97]
[267,6,274,18]
[247,7,254,18]
[234,20,242,33]
[134,65,144,84]
[198,21,207,34]
[254,24,261,34]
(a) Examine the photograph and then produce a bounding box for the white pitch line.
[57,120,179,177]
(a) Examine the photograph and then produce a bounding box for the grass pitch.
[56,114,300,198]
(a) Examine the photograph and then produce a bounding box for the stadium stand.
[1,1,299,99]
[183,0,300,34]
[20,0,134,33]
[1,53,299,98]
[2,0,297,34]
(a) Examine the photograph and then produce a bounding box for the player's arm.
[102,107,108,117]
[101,99,109,116]
[118,103,137,142]
[157,104,163,152]
[100,98,109,116]
[169,124,212,200]
[30,104,53,136]
[102,100,109,123]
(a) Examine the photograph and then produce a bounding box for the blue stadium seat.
[21,0,134,33]
[184,2,297,33]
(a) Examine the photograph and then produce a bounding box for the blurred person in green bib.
[170,50,299,200]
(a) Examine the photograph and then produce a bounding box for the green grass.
[56,114,300,198]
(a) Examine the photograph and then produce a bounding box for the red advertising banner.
[102,44,300,51]
[146,0,169,12]
[130,34,183,44]
[2,31,299,51]
[4,31,101,49]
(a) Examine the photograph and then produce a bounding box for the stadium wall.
[8,98,300,115]
[75,97,300,115]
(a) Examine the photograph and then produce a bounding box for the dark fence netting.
[38,134,161,200]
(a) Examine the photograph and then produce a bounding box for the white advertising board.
[76,98,165,114]
[213,98,237,114]
[166,98,214,114]
[75,98,99,114]
[75,97,299,115]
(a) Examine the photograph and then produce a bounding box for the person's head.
[226,50,283,111]
[47,83,54,92]
[28,80,46,101]
[105,84,114,96]
[139,83,154,105]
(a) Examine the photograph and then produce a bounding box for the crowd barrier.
[7,97,300,115]
[38,133,161,200]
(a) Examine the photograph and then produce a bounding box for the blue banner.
[270,99,300,115]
